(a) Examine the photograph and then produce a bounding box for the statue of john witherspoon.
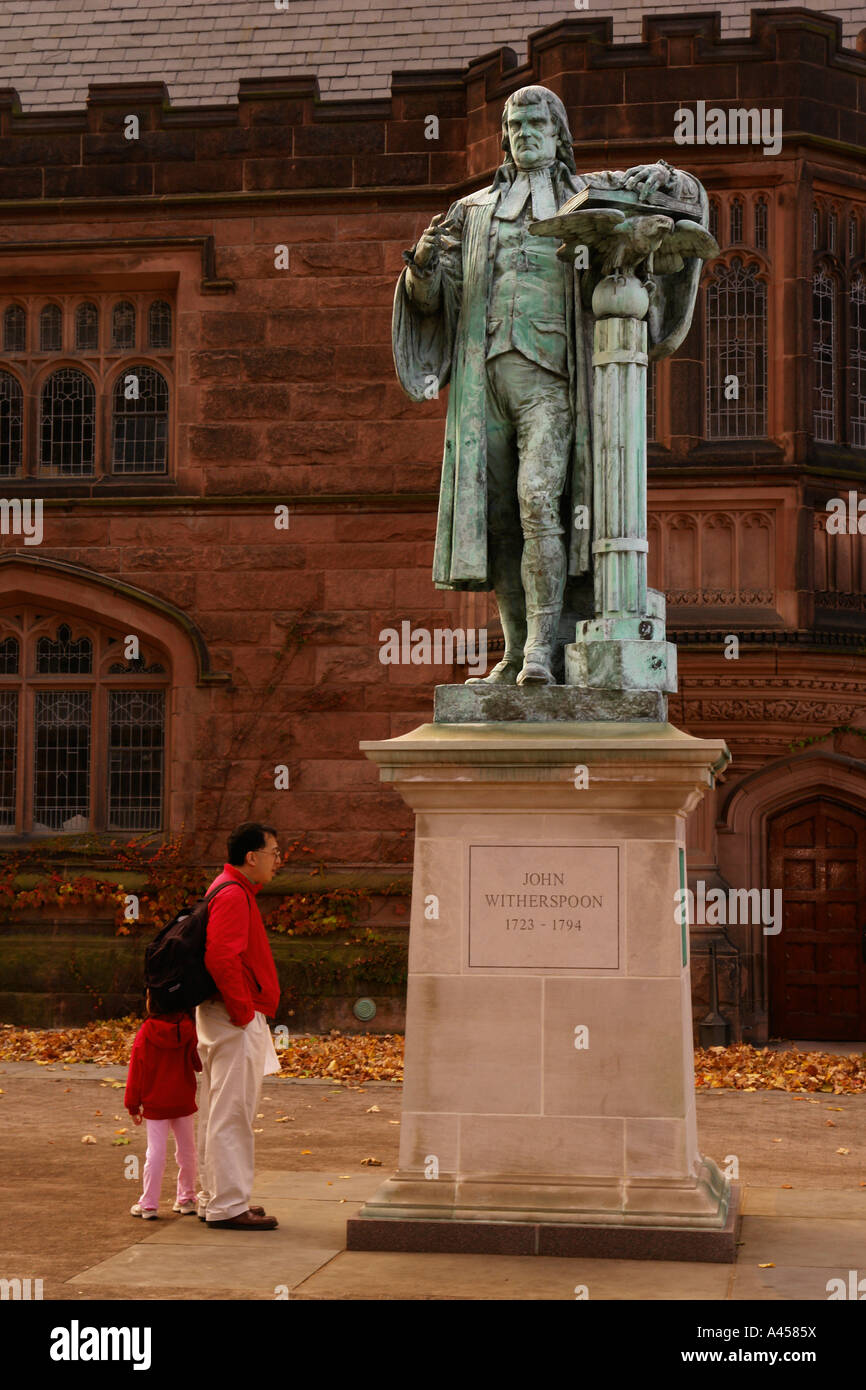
[392,84,705,686]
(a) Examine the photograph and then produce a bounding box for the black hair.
[226,821,278,866]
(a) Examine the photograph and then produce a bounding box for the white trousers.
[195,1001,281,1222]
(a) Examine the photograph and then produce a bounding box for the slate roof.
[0,1,862,111]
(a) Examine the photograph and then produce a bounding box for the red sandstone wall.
[0,11,865,874]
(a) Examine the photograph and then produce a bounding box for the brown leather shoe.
[199,1204,266,1222]
[208,1209,278,1230]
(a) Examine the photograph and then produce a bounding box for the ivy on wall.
[788,724,866,753]
[0,831,409,1006]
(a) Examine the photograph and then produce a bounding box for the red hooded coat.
[125,1013,201,1120]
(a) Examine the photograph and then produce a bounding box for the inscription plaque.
[468,844,620,969]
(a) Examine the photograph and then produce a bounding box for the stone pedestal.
[347,720,739,1261]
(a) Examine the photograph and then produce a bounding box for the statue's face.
[506,102,557,170]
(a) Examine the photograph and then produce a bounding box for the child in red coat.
[124,992,202,1219]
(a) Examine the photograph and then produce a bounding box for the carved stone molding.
[681,699,865,723]
[681,676,866,694]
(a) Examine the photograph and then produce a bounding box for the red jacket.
[203,864,280,1027]
[125,1013,201,1120]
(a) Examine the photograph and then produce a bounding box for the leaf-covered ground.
[695,1044,866,1095]
[0,1022,864,1091]
[0,1019,404,1084]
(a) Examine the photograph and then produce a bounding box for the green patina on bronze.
[392,83,716,697]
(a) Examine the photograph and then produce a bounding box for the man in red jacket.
[196,821,283,1229]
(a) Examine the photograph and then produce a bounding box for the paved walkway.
[2,1054,863,1302]
[66,1174,866,1301]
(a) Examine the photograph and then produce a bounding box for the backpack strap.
[204,880,252,920]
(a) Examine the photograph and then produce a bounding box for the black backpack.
[143,882,246,1014]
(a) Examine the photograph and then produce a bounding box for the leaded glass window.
[850,272,866,449]
[35,623,92,674]
[112,366,168,473]
[39,369,95,475]
[0,637,18,673]
[32,690,92,832]
[0,371,23,476]
[0,611,169,835]
[39,304,62,352]
[108,691,165,830]
[111,301,136,349]
[0,690,17,828]
[147,301,172,349]
[3,305,25,352]
[705,258,767,438]
[813,265,838,443]
[754,198,767,252]
[74,302,99,351]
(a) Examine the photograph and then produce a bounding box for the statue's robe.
[392,159,707,591]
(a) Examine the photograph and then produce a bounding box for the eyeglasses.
[259,847,282,859]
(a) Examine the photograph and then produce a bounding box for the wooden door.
[768,799,866,1040]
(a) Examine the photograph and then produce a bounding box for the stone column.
[566,274,676,700]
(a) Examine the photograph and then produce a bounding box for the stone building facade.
[0,6,865,1040]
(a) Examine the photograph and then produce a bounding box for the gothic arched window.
[111,366,169,473]
[705,258,768,438]
[708,199,720,244]
[39,304,62,352]
[0,371,23,477]
[147,300,172,349]
[39,368,96,475]
[850,271,866,449]
[3,304,25,352]
[754,197,768,252]
[111,300,136,349]
[0,610,168,833]
[729,198,743,245]
[74,302,99,351]
[812,264,838,443]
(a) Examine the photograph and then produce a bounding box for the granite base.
[347,1184,740,1262]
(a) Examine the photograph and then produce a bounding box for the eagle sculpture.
[531,201,719,281]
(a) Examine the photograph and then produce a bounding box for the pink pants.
[140,1114,197,1210]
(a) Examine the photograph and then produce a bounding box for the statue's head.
[500,85,576,174]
